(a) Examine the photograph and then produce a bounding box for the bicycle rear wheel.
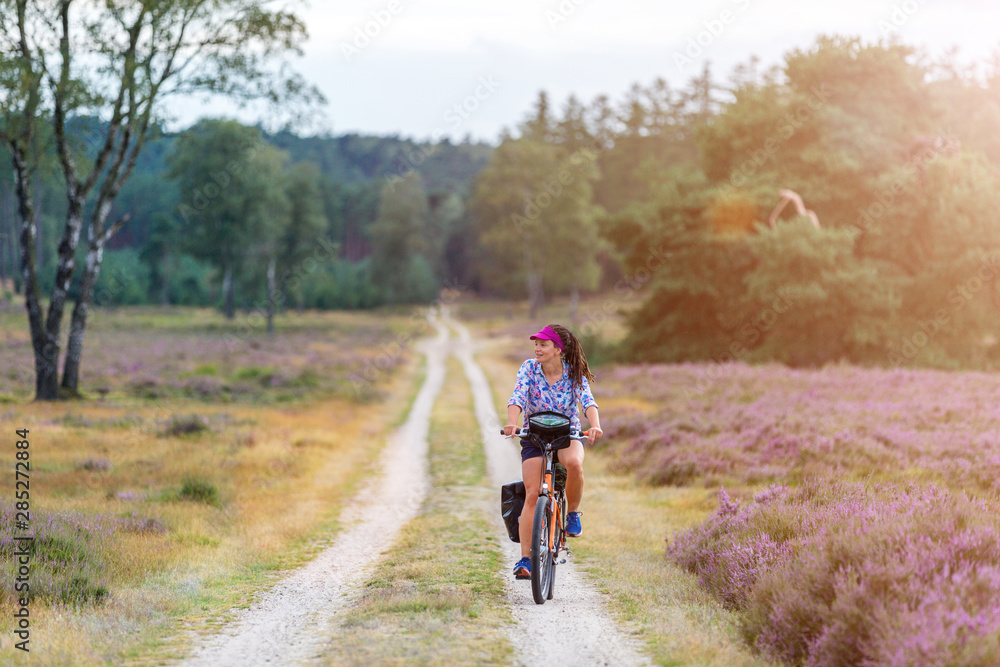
[530,496,553,604]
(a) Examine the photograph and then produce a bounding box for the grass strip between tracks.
[321,355,513,665]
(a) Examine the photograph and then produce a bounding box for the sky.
[173,0,1000,144]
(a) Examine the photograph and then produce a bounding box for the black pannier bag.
[501,479,525,542]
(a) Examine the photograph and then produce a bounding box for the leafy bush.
[740,219,898,366]
[161,415,209,437]
[77,457,112,472]
[289,369,320,388]
[576,330,620,367]
[116,512,167,534]
[400,254,440,304]
[90,248,152,306]
[234,366,276,385]
[178,477,219,505]
[166,254,217,306]
[299,258,384,309]
[620,214,898,367]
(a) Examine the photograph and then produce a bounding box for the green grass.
[321,355,513,665]
[184,363,219,377]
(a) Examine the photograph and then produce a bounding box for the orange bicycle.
[504,411,585,604]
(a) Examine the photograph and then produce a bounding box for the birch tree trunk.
[60,106,135,394]
[0,187,11,290]
[9,192,21,291]
[62,240,103,394]
[12,151,50,399]
[35,195,86,400]
[0,187,10,289]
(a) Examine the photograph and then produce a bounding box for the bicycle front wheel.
[530,495,553,604]
[548,495,565,600]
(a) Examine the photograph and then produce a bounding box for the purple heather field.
[597,361,1000,492]
[596,361,1000,665]
[0,313,405,403]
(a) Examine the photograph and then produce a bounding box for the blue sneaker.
[513,557,531,579]
[567,511,583,537]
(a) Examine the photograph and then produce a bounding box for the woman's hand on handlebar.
[584,427,603,445]
[502,424,519,437]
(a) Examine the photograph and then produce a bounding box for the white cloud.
[167,0,1000,140]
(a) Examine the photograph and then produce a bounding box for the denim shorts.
[519,435,584,463]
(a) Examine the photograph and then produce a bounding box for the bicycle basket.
[527,411,572,440]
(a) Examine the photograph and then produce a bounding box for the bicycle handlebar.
[500,427,587,439]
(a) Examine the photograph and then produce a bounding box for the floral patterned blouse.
[507,359,598,431]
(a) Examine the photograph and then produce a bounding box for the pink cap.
[530,326,564,351]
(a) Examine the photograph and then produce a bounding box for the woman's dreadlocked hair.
[548,324,595,390]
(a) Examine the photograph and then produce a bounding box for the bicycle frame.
[540,444,565,595]
[505,424,583,604]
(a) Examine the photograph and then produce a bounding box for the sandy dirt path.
[174,309,648,666]
[175,313,449,666]
[448,315,651,667]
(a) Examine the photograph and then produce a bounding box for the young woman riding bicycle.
[503,324,603,579]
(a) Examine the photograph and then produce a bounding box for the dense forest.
[474,36,1000,370]
[0,126,492,310]
[6,35,1000,369]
